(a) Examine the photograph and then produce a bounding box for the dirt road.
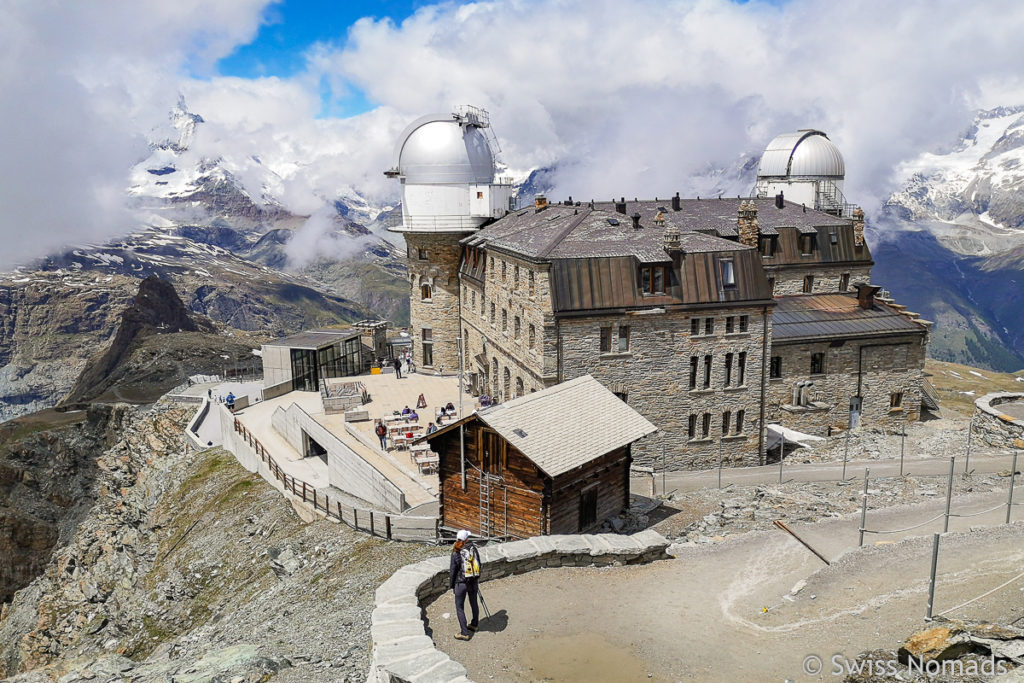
[426,490,1024,682]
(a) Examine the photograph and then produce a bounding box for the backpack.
[461,544,482,579]
[375,423,386,437]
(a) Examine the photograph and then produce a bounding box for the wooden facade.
[427,418,632,538]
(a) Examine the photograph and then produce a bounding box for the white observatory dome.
[757,130,845,179]
[398,119,494,184]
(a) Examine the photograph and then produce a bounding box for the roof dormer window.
[720,258,736,289]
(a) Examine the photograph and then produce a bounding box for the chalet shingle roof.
[475,375,657,477]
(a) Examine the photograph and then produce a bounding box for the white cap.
[456,529,470,541]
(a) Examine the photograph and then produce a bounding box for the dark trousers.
[454,579,479,635]
[377,434,387,449]
[395,366,402,379]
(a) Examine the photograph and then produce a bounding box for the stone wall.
[766,334,926,435]
[974,393,1024,449]
[768,266,872,296]
[369,530,671,683]
[407,234,463,374]
[558,306,771,469]
[461,251,556,399]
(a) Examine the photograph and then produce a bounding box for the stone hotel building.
[387,112,931,469]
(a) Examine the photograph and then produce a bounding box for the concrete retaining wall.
[369,530,671,683]
[185,398,212,451]
[975,392,1024,449]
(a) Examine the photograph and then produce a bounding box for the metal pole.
[779,431,784,485]
[1008,451,1018,525]
[859,467,870,547]
[842,428,850,482]
[717,437,723,490]
[943,455,955,533]
[965,413,974,475]
[458,336,466,490]
[662,438,666,496]
[926,533,940,619]
[900,424,906,477]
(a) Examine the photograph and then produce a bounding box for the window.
[724,353,734,386]
[613,391,628,403]
[738,352,746,385]
[502,309,508,333]
[417,247,428,260]
[720,259,736,288]
[421,328,433,367]
[689,356,698,389]
[735,409,745,434]
[481,295,486,315]
[578,488,598,531]
[471,290,476,309]
[839,273,850,292]
[803,275,814,294]
[830,228,838,244]
[703,355,712,388]
[726,317,735,334]
[490,302,495,325]
[489,256,494,270]
[420,283,432,301]
[722,410,731,435]
[514,265,519,287]
[528,270,535,296]
[740,315,749,333]
[641,266,668,294]
[800,234,816,256]
[701,413,711,438]
[770,356,782,379]
[767,277,775,294]
[501,261,507,280]
[618,325,630,352]
[514,315,521,339]
[600,326,612,353]
[691,318,700,335]
[705,318,714,335]
[810,352,825,375]
[529,324,536,349]
[688,414,697,439]
[515,376,524,398]
[759,235,777,257]
[890,391,904,408]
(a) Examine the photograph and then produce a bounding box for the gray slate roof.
[466,198,849,261]
[475,375,657,478]
[772,294,926,341]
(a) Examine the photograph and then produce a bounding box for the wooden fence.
[232,418,438,543]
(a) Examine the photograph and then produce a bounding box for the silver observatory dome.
[757,130,845,179]
[394,115,495,184]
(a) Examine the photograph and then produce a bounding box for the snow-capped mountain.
[872,106,1024,372]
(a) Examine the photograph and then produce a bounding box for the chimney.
[535,194,548,211]
[631,212,642,230]
[661,213,681,254]
[855,283,881,309]
[615,197,627,214]
[671,192,681,212]
[852,206,866,247]
[737,200,759,248]
[775,192,785,209]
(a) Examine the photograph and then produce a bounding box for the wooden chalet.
[419,375,657,538]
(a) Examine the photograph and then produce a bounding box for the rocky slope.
[0,403,442,682]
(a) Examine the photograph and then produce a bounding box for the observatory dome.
[398,119,494,184]
[756,130,845,179]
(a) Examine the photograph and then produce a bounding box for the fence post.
[1008,451,1018,525]
[943,455,955,533]
[386,515,392,540]
[926,533,940,619]
[778,431,784,485]
[369,511,375,536]
[313,488,317,509]
[842,428,850,482]
[354,508,359,529]
[302,481,307,502]
[964,413,974,475]
[900,424,906,477]
[717,437,723,490]
[859,468,870,547]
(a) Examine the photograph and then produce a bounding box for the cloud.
[0,0,274,270]
[283,204,373,268]
[312,0,1024,214]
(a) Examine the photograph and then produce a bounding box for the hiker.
[225,392,236,411]
[374,420,388,450]
[393,356,402,379]
[416,393,427,409]
[449,529,481,640]
[445,401,455,413]
[402,405,411,416]
[409,409,419,421]
[427,421,437,434]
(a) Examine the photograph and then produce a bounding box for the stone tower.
[384,107,513,373]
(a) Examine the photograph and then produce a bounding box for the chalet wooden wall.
[548,446,630,534]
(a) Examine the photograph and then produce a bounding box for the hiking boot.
[468,623,478,632]
[454,633,471,641]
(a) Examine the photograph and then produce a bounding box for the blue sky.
[215,0,438,117]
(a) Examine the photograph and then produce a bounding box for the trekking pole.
[477,585,492,620]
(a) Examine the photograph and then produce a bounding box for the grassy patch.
[925,358,1024,416]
